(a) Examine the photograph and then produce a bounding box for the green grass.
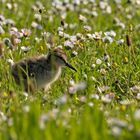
[0,0,140,139]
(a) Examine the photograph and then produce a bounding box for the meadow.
[0,0,140,139]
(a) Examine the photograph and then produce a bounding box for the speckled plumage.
[11,48,76,92]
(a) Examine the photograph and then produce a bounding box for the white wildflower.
[111,126,122,136]
[136,93,140,100]
[39,113,48,129]
[8,118,13,126]
[91,76,97,82]
[54,95,67,105]
[76,33,83,40]
[104,54,110,61]
[101,95,111,103]
[64,23,68,29]
[106,6,112,14]
[79,15,87,23]
[46,43,51,49]
[115,0,121,3]
[31,21,38,28]
[88,102,94,107]
[92,32,102,40]
[64,40,74,48]
[21,46,31,52]
[58,31,64,37]
[130,85,140,93]
[69,82,86,94]
[47,108,59,119]
[70,35,77,43]
[104,30,116,37]
[21,28,31,37]
[0,111,7,121]
[5,19,15,26]
[69,23,77,29]
[100,68,106,75]
[102,36,113,43]
[64,33,70,39]
[99,1,107,9]
[58,27,64,31]
[90,94,99,100]
[117,22,125,29]
[7,59,14,66]
[6,3,12,10]
[23,92,28,100]
[91,11,98,17]
[79,96,87,102]
[22,105,30,113]
[120,99,134,105]
[69,78,75,86]
[107,117,127,128]
[117,39,124,45]
[134,109,140,120]
[72,51,78,56]
[86,33,93,40]
[83,25,92,32]
[91,64,96,68]
[34,14,42,22]
[96,58,102,65]
[136,0,140,5]
[0,25,5,34]
[83,73,87,79]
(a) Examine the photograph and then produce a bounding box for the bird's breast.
[36,67,62,89]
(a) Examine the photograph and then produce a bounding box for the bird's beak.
[65,62,77,72]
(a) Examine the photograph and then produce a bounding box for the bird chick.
[11,48,77,93]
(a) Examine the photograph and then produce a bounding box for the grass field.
[0,0,140,139]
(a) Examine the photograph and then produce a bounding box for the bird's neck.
[45,54,62,71]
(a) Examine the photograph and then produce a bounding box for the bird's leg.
[44,84,51,92]
[26,78,37,93]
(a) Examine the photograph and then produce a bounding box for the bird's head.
[49,48,77,72]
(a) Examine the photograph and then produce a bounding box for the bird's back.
[11,55,61,91]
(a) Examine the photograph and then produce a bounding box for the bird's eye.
[58,56,66,63]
